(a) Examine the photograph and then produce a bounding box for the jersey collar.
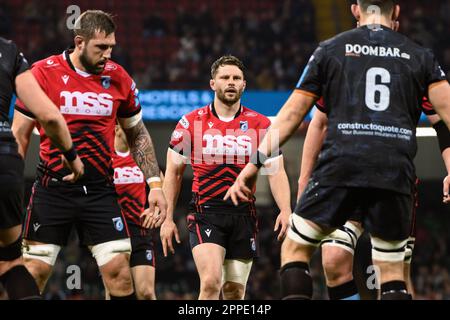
[210,102,242,120]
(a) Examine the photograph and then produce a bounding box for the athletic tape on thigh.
[222,259,253,286]
[90,238,131,267]
[22,244,61,266]
[321,221,363,254]
[287,214,327,247]
[371,237,408,262]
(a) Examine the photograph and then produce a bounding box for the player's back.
[299,25,446,194]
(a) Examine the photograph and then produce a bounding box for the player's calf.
[281,215,332,300]
[371,236,411,300]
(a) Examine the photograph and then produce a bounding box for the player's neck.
[359,15,393,29]
[69,50,89,73]
[213,99,241,118]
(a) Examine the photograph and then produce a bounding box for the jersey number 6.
[365,67,391,112]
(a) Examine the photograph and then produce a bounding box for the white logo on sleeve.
[208,122,214,129]
[179,116,190,129]
[205,229,212,237]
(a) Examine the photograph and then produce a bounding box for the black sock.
[328,280,359,300]
[0,265,41,300]
[280,261,313,300]
[110,292,137,300]
[380,281,411,300]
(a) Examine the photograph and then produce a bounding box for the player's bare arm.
[122,119,167,228]
[225,91,317,205]
[297,110,328,200]
[266,156,292,241]
[160,149,186,256]
[428,81,450,202]
[14,71,84,182]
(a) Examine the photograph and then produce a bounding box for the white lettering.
[60,91,113,116]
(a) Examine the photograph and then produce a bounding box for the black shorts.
[0,153,24,229]
[317,180,419,238]
[295,180,413,241]
[187,212,258,260]
[23,181,129,246]
[127,221,155,268]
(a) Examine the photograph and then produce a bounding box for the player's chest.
[193,119,259,157]
[45,73,124,117]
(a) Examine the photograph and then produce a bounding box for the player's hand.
[62,155,84,182]
[224,163,258,206]
[274,211,291,241]
[144,189,168,228]
[160,219,181,257]
[443,175,450,204]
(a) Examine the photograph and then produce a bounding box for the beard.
[216,87,243,106]
[79,49,106,75]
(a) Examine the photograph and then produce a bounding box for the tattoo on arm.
[124,121,160,178]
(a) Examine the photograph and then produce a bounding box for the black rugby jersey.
[0,38,29,144]
[296,25,447,194]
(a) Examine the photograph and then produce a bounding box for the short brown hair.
[74,10,116,41]
[211,55,245,78]
[357,0,395,15]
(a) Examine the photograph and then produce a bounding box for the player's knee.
[91,238,131,267]
[371,236,408,262]
[222,281,245,300]
[101,253,133,291]
[322,247,354,284]
[201,275,222,295]
[135,286,156,300]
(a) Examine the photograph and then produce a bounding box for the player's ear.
[74,35,84,50]
[242,80,246,91]
[210,79,215,91]
[351,4,361,22]
[392,5,400,22]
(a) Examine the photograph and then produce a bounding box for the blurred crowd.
[1,0,448,91]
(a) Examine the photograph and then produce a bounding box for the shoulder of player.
[0,37,17,53]
[241,106,271,127]
[318,28,362,50]
[103,60,129,78]
[102,60,134,88]
[32,54,63,70]
[185,105,211,121]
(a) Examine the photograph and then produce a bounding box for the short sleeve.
[117,79,142,119]
[315,97,326,113]
[168,115,192,157]
[425,49,447,95]
[295,45,326,98]
[420,96,436,115]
